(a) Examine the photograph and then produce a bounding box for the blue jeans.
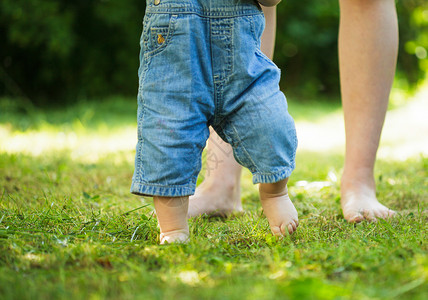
[131,0,297,197]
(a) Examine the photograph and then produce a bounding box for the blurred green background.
[0,0,427,106]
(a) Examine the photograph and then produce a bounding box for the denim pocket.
[144,14,178,58]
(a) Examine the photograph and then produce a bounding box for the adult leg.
[187,5,277,217]
[339,0,398,222]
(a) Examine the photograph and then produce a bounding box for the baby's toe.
[292,220,299,230]
[287,223,294,235]
[271,225,283,237]
[287,221,296,233]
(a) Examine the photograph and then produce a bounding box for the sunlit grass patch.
[0,97,137,162]
[2,85,428,162]
[0,95,427,299]
[1,147,427,299]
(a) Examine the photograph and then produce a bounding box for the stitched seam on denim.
[211,17,233,83]
[211,17,233,124]
[213,83,223,125]
[290,126,298,170]
[136,87,148,183]
[141,13,151,53]
[230,18,234,81]
[132,182,194,188]
[252,167,293,176]
[139,14,150,75]
[131,185,195,197]
[136,29,151,183]
[252,170,293,184]
[146,7,262,17]
[249,15,258,47]
[230,123,260,173]
[208,17,218,125]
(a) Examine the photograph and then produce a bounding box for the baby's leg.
[153,196,189,244]
[259,179,299,236]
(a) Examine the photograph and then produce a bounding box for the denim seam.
[213,82,222,126]
[132,181,194,188]
[249,15,258,47]
[146,6,262,18]
[136,23,153,182]
[252,168,293,184]
[229,18,234,82]
[136,100,147,183]
[252,168,293,176]
[215,30,233,86]
[290,127,298,170]
[131,182,195,197]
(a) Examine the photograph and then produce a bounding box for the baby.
[131,0,298,244]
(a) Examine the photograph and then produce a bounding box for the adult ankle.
[341,167,376,190]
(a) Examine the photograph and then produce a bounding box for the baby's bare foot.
[260,192,299,236]
[160,229,189,245]
[154,196,190,244]
[341,183,396,223]
[259,181,299,236]
[188,181,243,218]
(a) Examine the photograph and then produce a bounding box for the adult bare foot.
[188,180,243,218]
[341,174,396,223]
[188,127,244,218]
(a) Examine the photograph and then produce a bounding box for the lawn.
[0,97,427,299]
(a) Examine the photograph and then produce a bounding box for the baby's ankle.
[259,179,288,200]
[153,196,189,244]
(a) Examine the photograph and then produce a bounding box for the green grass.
[0,97,427,299]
